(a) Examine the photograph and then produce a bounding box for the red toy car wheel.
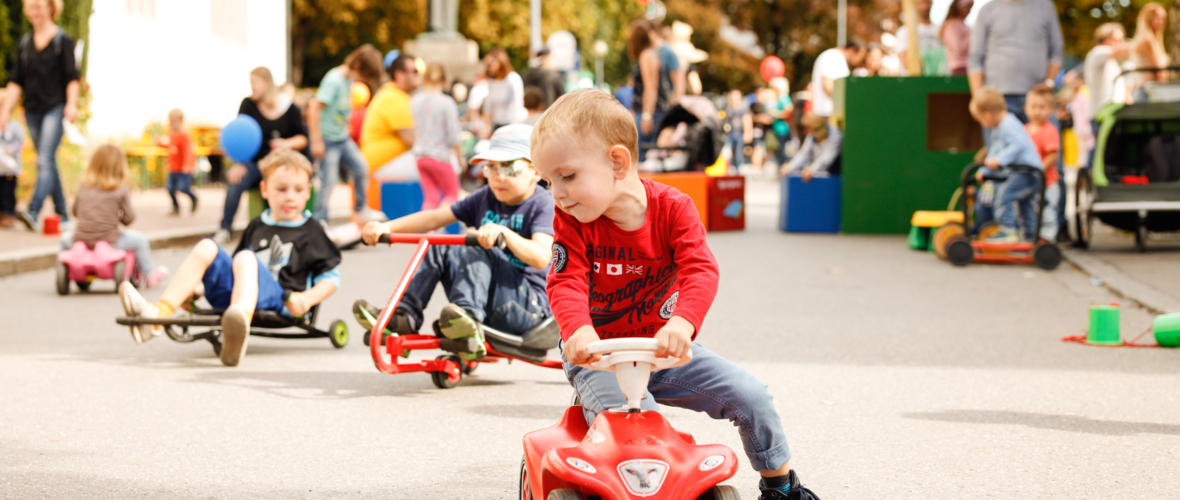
[519,456,533,500]
[546,489,583,500]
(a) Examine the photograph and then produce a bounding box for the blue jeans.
[220,161,262,231]
[725,130,746,167]
[399,245,549,335]
[995,169,1040,241]
[26,103,67,219]
[561,342,792,472]
[60,229,155,272]
[167,173,197,211]
[314,138,369,220]
[1004,94,1028,124]
[634,111,666,162]
[773,130,791,168]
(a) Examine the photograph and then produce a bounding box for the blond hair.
[1094,22,1125,45]
[532,89,639,165]
[83,144,129,191]
[250,67,278,109]
[168,108,184,123]
[1135,3,1167,48]
[1025,86,1055,105]
[259,148,314,182]
[969,87,1006,115]
[24,0,63,21]
[423,62,448,87]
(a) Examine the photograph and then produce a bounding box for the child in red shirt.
[162,108,198,215]
[1023,87,1060,241]
[532,90,820,500]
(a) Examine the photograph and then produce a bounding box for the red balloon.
[760,56,785,82]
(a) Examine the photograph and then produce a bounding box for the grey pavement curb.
[1062,248,1180,315]
[0,216,352,278]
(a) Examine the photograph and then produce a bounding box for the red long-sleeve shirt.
[547,178,719,341]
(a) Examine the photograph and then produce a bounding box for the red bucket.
[42,214,60,236]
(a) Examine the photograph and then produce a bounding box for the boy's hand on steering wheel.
[286,292,312,317]
[565,326,602,366]
[361,221,390,246]
[469,223,510,249]
[654,316,694,359]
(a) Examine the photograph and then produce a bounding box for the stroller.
[1076,68,1180,252]
[638,96,723,173]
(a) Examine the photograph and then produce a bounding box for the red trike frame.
[369,234,563,384]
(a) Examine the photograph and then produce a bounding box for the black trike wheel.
[329,320,349,348]
[1073,169,1094,249]
[698,485,742,500]
[945,237,974,267]
[1135,222,1148,253]
[430,354,462,389]
[1033,243,1062,270]
[519,455,533,500]
[113,261,127,286]
[546,489,583,500]
[55,262,69,296]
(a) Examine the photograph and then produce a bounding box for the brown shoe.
[0,214,13,228]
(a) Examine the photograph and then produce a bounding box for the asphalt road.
[2,180,1178,499]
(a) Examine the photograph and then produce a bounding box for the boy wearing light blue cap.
[353,124,555,356]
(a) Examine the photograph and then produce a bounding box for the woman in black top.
[0,0,80,230]
[216,67,308,241]
[628,18,673,162]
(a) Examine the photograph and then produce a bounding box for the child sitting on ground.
[970,87,1045,243]
[0,98,23,228]
[119,149,341,366]
[532,89,820,500]
[355,124,554,358]
[61,144,168,286]
[159,108,199,215]
[1023,87,1061,242]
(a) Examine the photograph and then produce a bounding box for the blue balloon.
[220,114,263,163]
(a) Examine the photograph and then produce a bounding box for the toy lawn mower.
[520,338,742,500]
[366,233,562,389]
[931,163,1062,270]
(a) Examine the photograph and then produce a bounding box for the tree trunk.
[1169,0,1180,67]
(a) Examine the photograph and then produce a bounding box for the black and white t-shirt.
[234,211,342,300]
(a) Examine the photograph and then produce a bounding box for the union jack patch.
[626,265,643,275]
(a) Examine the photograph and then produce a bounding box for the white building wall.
[86,0,289,138]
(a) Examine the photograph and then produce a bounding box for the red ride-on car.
[366,233,563,389]
[932,163,1063,270]
[520,338,742,500]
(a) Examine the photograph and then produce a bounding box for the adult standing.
[896,0,944,75]
[810,43,860,118]
[764,77,794,169]
[522,48,565,109]
[629,18,676,161]
[481,48,525,138]
[410,62,464,211]
[360,53,419,197]
[215,67,308,243]
[967,0,1064,123]
[1084,23,1129,165]
[0,0,79,231]
[1127,3,1169,104]
[940,0,974,76]
[308,44,386,223]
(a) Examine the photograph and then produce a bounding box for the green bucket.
[1153,313,1180,347]
[907,226,929,251]
[1087,304,1122,345]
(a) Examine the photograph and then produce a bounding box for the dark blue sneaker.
[758,470,820,500]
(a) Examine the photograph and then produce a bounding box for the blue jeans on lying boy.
[201,242,286,314]
[994,169,1040,241]
[398,245,549,335]
[561,341,792,472]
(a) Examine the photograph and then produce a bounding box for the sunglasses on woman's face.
[480,160,531,178]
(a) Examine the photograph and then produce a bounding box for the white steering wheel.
[580,338,693,411]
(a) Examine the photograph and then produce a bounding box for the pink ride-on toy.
[520,338,742,500]
[56,241,140,295]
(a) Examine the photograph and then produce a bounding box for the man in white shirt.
[811,43,862,117]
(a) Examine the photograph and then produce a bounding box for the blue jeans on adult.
[220,161,262,232]
[773,130,791,168]
[398,245,549,335]
[561,342,792,472]
[995,169,1040,241]
[60,229,155,272]
[26,103,67,220]
[1004,94,1028,124]
[314,138,369,221]
[725,130,746,167]
[634,111,665,162]
[167,172,197,211]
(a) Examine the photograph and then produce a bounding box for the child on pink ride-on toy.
[118,149,342,366]
[533,90,820,500]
